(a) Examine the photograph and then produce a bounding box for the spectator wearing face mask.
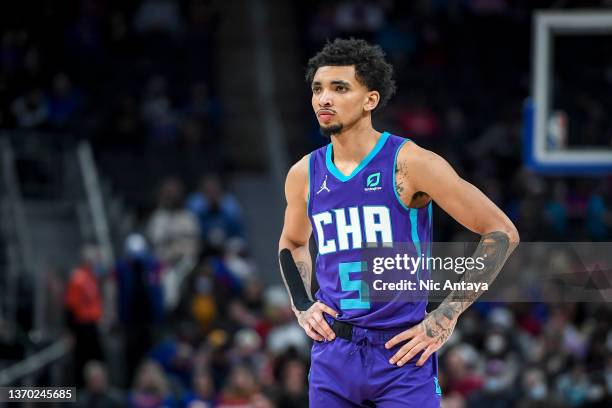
[148,177,201,265]
[517,368,557,408]
[186,174,243,252]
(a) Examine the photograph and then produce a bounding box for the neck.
[330,118,380,165]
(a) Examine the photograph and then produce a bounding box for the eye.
[312,86,321,94]
[336,85,346,93]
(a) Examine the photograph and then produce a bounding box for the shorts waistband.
[325,315,415,345]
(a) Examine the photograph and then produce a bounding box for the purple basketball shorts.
[308,318,442,407]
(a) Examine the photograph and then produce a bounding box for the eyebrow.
[331,80,350,87]
[311,80,351,87]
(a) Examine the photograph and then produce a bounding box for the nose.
[318,90,333,107]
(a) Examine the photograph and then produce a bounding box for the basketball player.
[278,39,519,407]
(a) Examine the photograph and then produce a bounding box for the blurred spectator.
[115,233,164,382]
[264,286,310,358]
[274,357,308,408]
[141,75,179,145]
[516,368,553,407]
[182,82,218,123]
[77,360,125,408]
[217,364,272,408]
[10,88,48,128]
[186,174,243,251]
[149,321,198,392]
[545,181,569,238]
[182,370,216,407]
[47,72,82,129]
[129,359,177,408]
[147,177,201,264]
[223,237,256,283]
[232,328,264,367]
[444,344,484,399]
[586,189,610,240]
[335,0,385,36]
[555,361,590,407]
[64,244,105,387]
[133,0,184,36]
[189,260,217,331]
[396,96,440,139]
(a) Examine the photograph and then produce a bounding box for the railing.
[0,338,72,386]
[0,138,73,388]
[0,137,37,337]
[77,141,114,268]
[250,0,289,198]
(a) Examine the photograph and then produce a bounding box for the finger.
[309,317,333,340]
[312,313,335,339]
[389,336,422,364]
[396,342,427,367]
[416,344,437,367]
[385,326,419,349]
[318,302,339,318]
[304,322,323,341]
[304,323,324,341]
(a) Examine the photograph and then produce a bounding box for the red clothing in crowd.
[65,265,102,324]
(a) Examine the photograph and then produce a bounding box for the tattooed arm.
[386,141,519,366]
[279,156,338,341]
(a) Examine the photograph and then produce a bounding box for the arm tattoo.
[396,158,430,207]
[295,261,313,300]
[395,160,405,196]
[425,231,516,339]
[438,231,517,319]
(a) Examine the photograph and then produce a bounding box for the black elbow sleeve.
[280,248,315,311]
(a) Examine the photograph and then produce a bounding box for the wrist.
[433,303,462,322]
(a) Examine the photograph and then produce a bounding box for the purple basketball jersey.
[308,132,433,329]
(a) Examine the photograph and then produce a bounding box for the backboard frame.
[527,10,612,175]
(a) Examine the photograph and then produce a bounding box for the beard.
[319,123,343,138]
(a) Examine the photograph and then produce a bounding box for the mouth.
[317,110,335,122]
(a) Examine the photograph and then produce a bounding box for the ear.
[364,91,380,112]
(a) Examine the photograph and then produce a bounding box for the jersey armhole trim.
[393,139,412,213]
[307,153,312,214]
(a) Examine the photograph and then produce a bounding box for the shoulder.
[396,140,448,175]
[397,139,432,163]
[285,155,310,201]
[286,154,309,183]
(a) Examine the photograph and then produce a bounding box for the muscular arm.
[387,142,519,366]
[278,156,314,306]
[399,142,519,312]
[279,156,338,341]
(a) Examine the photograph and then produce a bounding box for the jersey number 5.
[339,261,370,310]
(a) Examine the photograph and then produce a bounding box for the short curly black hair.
[305,38,396,109]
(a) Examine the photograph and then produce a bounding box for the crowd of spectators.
[63,174,313,407]
[0,0,223,170]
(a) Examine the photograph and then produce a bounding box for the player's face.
[311,66,377,137]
